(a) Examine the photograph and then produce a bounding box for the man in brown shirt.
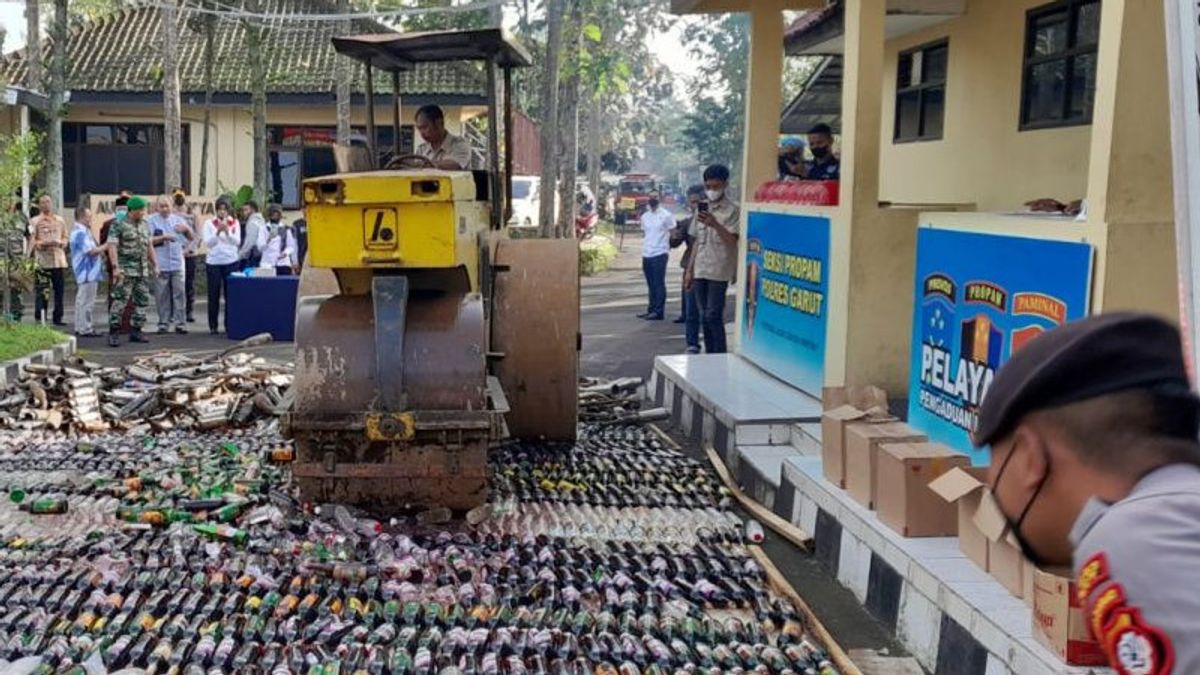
[31,195,68,325]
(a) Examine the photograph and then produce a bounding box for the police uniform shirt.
[804,157,840,181]
[1070,462,1200,675]
[415,133,476,170]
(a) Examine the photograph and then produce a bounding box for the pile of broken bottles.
[0,413,841,674]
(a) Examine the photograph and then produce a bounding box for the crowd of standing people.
[10,191,302,348]
[638,163,740,356]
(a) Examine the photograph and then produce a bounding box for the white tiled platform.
[649,354,822,463]
[781,457,1109,675]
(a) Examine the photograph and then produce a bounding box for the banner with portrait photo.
[740,211,830,397]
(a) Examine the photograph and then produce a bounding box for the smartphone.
[698,202,709,213]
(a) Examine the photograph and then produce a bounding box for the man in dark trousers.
[975,313,1200,674]
[30,195,68,325]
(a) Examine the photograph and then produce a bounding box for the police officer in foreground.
[974,312,1200,675]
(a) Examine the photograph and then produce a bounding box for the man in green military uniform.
[105,196,158,347]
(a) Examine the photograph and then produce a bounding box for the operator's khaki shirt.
[415,133,477,170]
[31,214,68,269]
[692,197,740,283]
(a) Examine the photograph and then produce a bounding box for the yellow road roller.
[286,29,579,512]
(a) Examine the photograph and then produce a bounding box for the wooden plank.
[846,650,923,675]
[650,423,682,450]
[749,545,864,675]
[491,238,580,440]
[706,445,812,551]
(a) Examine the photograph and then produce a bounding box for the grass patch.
[580,236,619,276]
[0,324,70,363]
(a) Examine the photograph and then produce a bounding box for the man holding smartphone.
[684,164,740,354]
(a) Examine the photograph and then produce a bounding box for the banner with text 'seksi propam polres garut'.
[907,228,1094,465]
[740,211,831,397]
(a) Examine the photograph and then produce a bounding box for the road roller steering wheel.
[386,154,437,170]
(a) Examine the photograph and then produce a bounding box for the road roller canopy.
[332,28,533,72]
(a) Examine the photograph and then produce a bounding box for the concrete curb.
[0,335,78,388]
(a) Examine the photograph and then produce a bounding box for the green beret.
[126,196,147,211]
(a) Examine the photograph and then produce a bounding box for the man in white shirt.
[414,105,476,171]
[238,200,267,271]
[638,192,676,321]
[684,164,740,353]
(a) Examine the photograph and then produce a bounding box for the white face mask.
[705,189,723,202]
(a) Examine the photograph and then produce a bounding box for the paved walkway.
[16,236,731,374]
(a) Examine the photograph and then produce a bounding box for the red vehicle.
[614,174,658,226]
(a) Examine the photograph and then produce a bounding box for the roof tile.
[0,0,485,97]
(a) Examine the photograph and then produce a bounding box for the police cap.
[974,313,1192,447]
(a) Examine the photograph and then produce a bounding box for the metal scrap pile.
[0,336,292,434]
[578,378,668,427]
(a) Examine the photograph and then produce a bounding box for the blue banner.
[740,211,831,396]
[907,229,1093,464]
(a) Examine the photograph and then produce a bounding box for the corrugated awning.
[781,56,842,134]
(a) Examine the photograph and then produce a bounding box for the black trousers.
[34,267,65,324]
[205,262,237,332]
[184,255,198,319]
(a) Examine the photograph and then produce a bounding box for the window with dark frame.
[62,123,191,207]
[1020,0,1101,130]
[894,40,948,143]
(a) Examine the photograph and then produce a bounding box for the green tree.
[0,133,43,324]
[678,13,748,189]
[243,0,270,203]
[44,0,69,206]
[395,0,492,31]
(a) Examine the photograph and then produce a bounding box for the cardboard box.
[971,489,1038,600]
[929,467,990,572]
[844,423,928,509]
[822,385,888,412]
[821,406,866,488]
[1032,568,1108,666]
[875,442,970,537]
[987,532,1027,598]
[1023,556,1036,608]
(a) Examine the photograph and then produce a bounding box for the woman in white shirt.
[259,206,298,276]
[202,201,241,334]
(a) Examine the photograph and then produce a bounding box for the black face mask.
[991,442,1051,566]
[811,146,830,159]
[648,200,659,209]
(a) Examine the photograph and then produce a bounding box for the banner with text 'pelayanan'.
[740,211,830,397]
[908,228,1093,464]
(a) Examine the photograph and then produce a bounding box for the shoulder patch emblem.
[1077,551,1111,604]
[1089,581,1127,643]
[1102,607,1175,675]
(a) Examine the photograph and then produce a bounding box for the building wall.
[877,0,1092,211]
[64,102,473,198]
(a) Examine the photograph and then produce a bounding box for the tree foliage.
[0,132,43,323]
[677,13,748,188]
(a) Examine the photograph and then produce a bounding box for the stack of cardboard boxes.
[819,392,1106,667]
